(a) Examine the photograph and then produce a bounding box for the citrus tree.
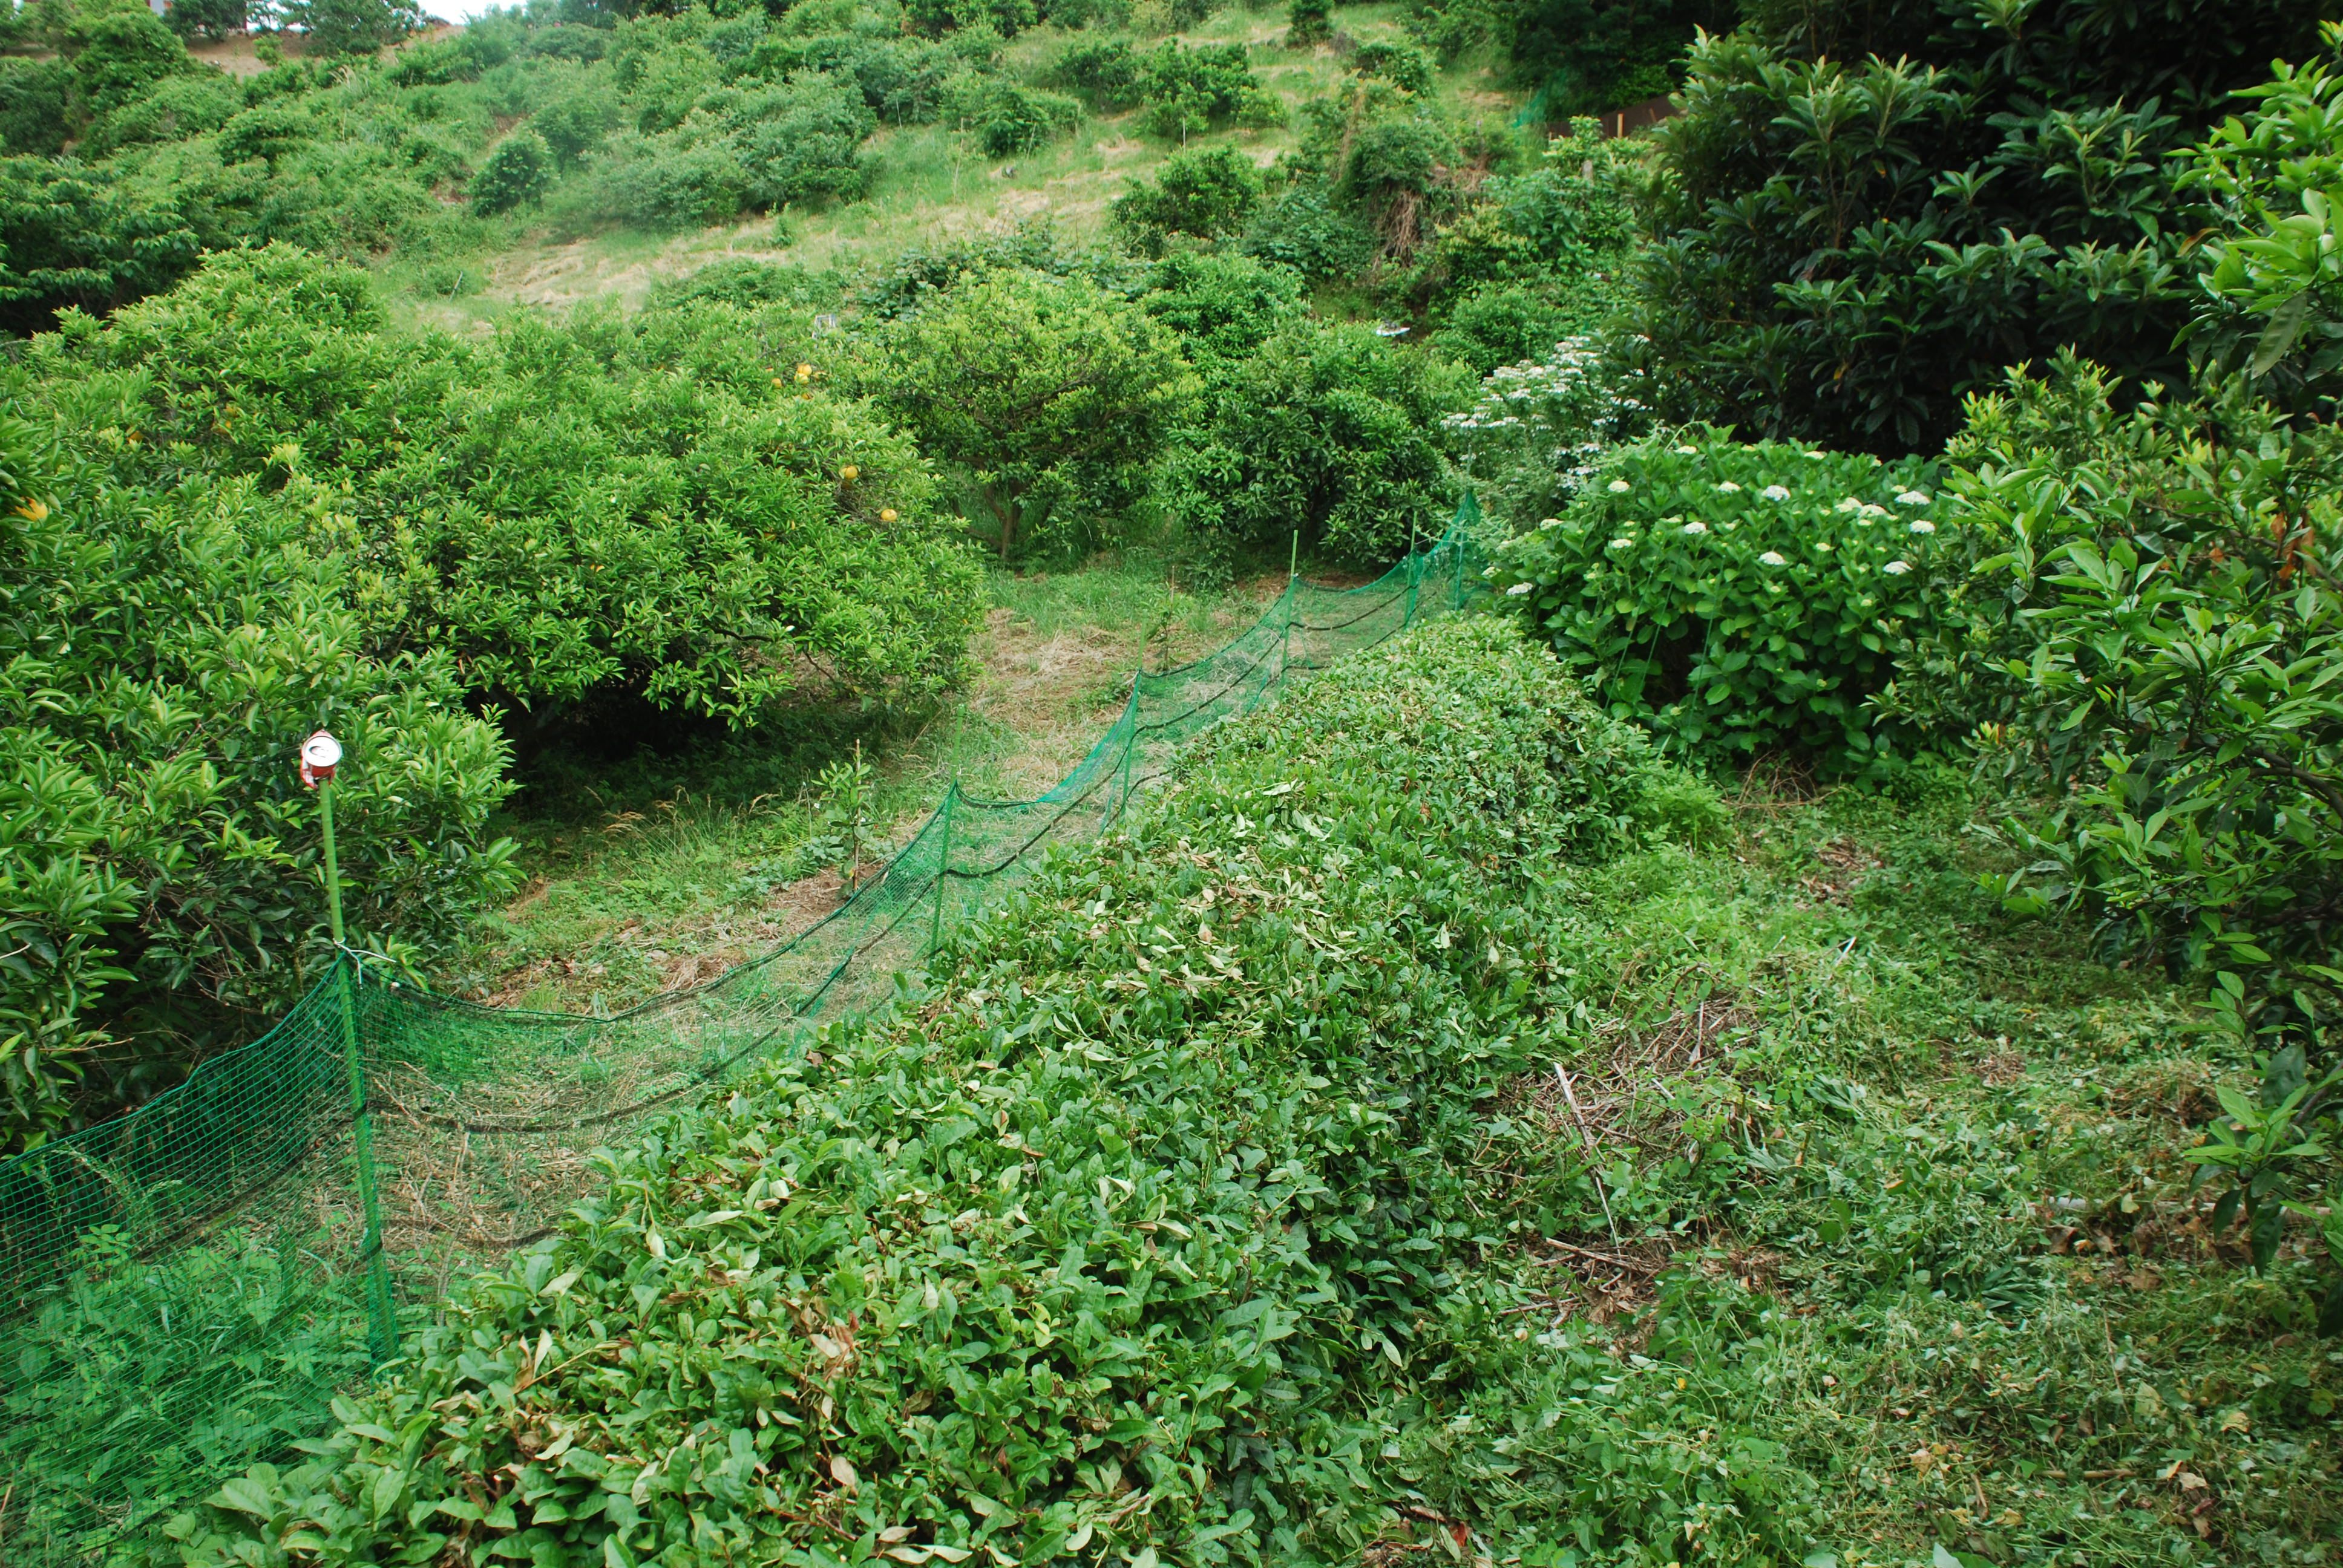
[854,267,1198,558]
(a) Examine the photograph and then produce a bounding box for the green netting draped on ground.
[0,513,1486,1562]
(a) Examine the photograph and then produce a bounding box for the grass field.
[384,2,1519,332]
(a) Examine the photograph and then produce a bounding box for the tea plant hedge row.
[160,618,1788,1567]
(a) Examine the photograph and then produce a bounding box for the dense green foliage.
[1112,143,1261,250]
[1493,431,1947,776]
[2186,39,2343,413]
[852,267,1198,558]
[0,408,516,1150]
[1159,317,1473,567]
[1895,356,2343,1053]
[1501,0,1733,113]
[16,247,981,721]
[0,242,989,1141]
[468,128,551,215]
[161,618,1714,1567]
[1631,0,2340,453]
[1047,37,1282,140]
[0,156,200,336]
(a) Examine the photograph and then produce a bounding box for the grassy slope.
[386,2,1516,333]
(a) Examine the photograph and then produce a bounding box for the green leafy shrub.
[469,128,552,215]
[1427,282,1570,374]
[904,0,1037,38]
[382,16,517,85]
[1286,0,1330,45]
[1240,182,1377,279]
[1350,39,1433,95]
[1159,319,1472,569]
[1630,1,2332,452]
[1286,76,1469,256]
[1111,142,1262,251]
[0,157,198,337]
[850,223,1136,318]
[2184,29,2343,413]
[1138,249,1305,360]
[64,7,192,122]
[21,246,985,724]
[728,75,878,204]
[944,73,1081,156]
[1909,358,2343,1045]
[1145,42,1282,140]
[532,89,623,170]
[162,0,247,43]
[163,616,1722,1568]
[1492,429,1951,775]
[284,0,421,57]
[1070,38,1283,141]
[82,69,243,155]
[1500,0,1732,113]
[853,267,1197,557]
[0,414,517,1149]
[1046,35,1143,109]
[1416,116,1637,309]
[580,128,749,228]
[0,58,73,155]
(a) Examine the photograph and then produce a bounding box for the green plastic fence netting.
[0,515,1486,1562]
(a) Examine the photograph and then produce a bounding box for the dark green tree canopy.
[1630,0,2341,453]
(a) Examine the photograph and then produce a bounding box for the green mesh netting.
[0,514,1486,1562]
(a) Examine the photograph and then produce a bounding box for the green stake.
[1282,527,1300,676]
[929,782,956,956]
[307,731,397,1365]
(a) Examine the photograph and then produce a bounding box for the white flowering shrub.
[1444,335,1650,529]
[1490,426,1950,776]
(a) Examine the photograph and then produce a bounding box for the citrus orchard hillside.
[7,0,2343,1565]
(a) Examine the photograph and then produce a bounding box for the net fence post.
[928,783,955,958]
[1404,521,1421,627]
[1280,528,1299,682]
[319,773,396,1365]
[1116,709,1135,823]
[342,959,397,1364]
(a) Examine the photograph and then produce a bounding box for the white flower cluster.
[1446,336,1650,503]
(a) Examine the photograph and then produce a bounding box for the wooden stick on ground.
[1555,1063,1619,1243]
